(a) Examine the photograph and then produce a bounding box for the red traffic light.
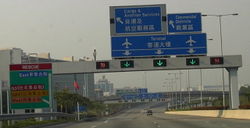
[210,57,224,65]
[96,62,109,69]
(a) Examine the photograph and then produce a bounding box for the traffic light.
[186,58,199,66]
[153,59,167,67]
[96,61,109,69]
[120,60,134,68]
[210,57,224,65]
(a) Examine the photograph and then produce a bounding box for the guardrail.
[0,112,75,120]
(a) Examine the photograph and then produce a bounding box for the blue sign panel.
[138,88,148,94]
[115,6,162,34]
[122,93,163,100]
[112,33,207,58]
[168,13,202,33]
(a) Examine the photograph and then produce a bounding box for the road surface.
[46,102,250,128]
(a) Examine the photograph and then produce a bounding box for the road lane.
[46,102,250,128]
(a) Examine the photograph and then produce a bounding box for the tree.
[55,89,91,113]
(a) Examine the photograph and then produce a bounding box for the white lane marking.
[153,121,158,124]
[91,126,97,128]
[104,120,109,124]
[157,125,161,128]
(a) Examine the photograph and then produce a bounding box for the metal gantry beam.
[52,55,242,109]
[52,55,242,74]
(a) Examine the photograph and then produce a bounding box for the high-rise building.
[95,75,114,96]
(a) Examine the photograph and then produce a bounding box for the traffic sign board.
[122,93,163,100]
[138,88,148,94]
[111,33,207,58]
[10,63,52,109]
[110,4,167,36]
[168,13,202,33]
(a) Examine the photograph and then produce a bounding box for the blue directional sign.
[168,13,202,33]
[111,33,207,58]
[122,93,163,100]
[138,88,148,94]
[113,5,165,34]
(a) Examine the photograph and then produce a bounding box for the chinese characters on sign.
[110,4,206,58]
[111,33,207,58]
[10,63,52,109]
[168,13,202,33]
[18,71,48,78]
[110,4,166,36]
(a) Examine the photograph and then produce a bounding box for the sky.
[0,0,250,92]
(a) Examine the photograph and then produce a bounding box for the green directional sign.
[153,59,167,67]
[186,58,199,66]
[120,60,134,68]
[10,63,52,109]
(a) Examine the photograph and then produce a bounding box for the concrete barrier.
[165,110,250,120]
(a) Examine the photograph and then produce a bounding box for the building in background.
[94,88,104,101]
[0,48,95,114]
[203,85,229,91]
[53,73,95,100]
[95,75,114,96]
[115,87,148,97]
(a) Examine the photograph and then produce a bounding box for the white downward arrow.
[187,48,196,54]
[155,49,164,55]
[123,50,132,56]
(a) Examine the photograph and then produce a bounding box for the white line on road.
[91,126,97,128]
[104,120,109,124]
[153,121,158,124]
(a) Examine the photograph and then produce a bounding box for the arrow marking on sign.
[116,17,124,24]
[155,49,164,55]
[190,59,197,65]
[122,38,132,48]
[42,99,49,104]
[124,62,131,67]
[187,48,196,54]
[123,50,132,56]
[169,20,175,28]
[186,36,196,46]
[156,60,164,66]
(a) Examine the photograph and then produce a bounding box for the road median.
[165,110,250,120]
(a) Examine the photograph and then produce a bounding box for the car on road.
[146,109,153,116]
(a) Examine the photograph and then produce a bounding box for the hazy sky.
[0,0,249,92]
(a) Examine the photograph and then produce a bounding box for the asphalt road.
[47,102,250,128]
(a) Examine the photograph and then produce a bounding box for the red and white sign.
[10,63,52,71]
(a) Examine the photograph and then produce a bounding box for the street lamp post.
[187,70,191,105]
[179,71,183,109]
[168,72,183,109]
[200,69,203,106]
[165,78,175,108]
[163,83,171,110]
[202,13,238,108]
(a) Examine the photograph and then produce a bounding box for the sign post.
[10,63,52,109]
